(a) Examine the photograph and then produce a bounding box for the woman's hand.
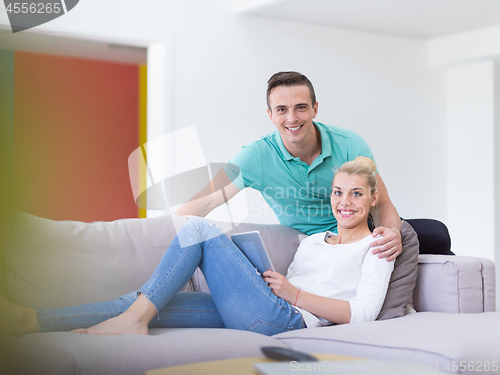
[264,271,351,323]
[262,271,298,304]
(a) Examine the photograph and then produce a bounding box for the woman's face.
[330,172,378,230]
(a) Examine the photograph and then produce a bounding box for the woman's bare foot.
[70,294,157,336]
[0,295,38,337]
[70,315,149,335]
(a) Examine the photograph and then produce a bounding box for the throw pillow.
[377,220,419,320]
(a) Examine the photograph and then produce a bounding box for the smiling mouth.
[338,209,356,217]
[286,125,303,133]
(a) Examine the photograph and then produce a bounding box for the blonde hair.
[334,156,377,195]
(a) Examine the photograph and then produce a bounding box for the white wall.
[429,23,500,66]
[446,62,495,258]
[430,27,500,308]
[0,0,447,222]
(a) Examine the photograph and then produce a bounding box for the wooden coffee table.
[146,354,361,375]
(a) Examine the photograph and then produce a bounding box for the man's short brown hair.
[266,71,316,110]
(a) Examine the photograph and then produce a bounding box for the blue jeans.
[37,217,305,336]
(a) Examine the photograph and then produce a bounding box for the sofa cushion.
[3,212,192,308]
[275,312,500,374]
[0,333,78,375]
[13,328,289,375]
[377,220,419,320]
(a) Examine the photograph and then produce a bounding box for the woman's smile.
[337,209,357,218]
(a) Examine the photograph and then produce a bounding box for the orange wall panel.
[14,51,139,222]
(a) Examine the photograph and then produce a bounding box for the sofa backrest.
[3,212,423,320]
[2,213,304,310]
[2,212,194,308]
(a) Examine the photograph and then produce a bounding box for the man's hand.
[370,227,402,262]
[262,271,298,304]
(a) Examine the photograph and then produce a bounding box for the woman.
[1,157,394,337]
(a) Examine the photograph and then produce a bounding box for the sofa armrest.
[413,255,495,313]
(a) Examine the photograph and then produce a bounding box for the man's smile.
[285,125,303,133]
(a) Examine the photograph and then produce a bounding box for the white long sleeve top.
[285,232,394,328]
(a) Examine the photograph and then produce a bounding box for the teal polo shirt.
[226,122,376,235]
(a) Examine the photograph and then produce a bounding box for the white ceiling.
[0,24,147,64]
[242,0,500,38]
[2,0,500,63]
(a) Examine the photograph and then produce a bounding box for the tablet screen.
[231,231,275,274]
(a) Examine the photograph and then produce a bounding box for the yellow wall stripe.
[138,64,148,218]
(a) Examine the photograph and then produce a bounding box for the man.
[176,71,451,258]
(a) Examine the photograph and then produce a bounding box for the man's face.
[267,85,318,150]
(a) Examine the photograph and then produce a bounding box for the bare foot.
[0,295,38,337]
[70,294,156,336]
[70,315,149,335]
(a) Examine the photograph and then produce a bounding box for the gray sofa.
[0,212,498,375]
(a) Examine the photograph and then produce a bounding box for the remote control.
[260,346,318,362]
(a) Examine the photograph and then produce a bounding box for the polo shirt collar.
[275,131,295,161]
[275,122,332,161]
[316,122,332,159]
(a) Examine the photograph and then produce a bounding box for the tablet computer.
[231,231,275,274]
